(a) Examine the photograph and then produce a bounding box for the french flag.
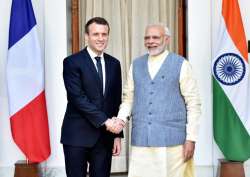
[6,0,51,162]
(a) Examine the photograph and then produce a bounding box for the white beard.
[148,44,166,56]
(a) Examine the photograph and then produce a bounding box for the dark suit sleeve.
[63,58,107,128]
[114,62,124,138]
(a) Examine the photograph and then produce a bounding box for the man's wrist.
[117,116,128,123]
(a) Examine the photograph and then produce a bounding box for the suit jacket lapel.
[104,54,111,97]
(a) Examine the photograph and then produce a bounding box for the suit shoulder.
[104,53,120,64]
[64,51,81,61]
[63,50,86,66]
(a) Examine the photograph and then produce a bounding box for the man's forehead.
[145,26,164,36]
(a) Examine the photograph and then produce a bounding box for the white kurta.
[128,146,194,177]
[118,50,201,177]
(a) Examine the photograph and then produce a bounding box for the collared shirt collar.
[87,47,104,60]
[148,49,169,61]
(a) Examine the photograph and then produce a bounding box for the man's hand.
[112,117,125,133]
[104,118,114,131]
[112,138,121,156]
[104,117,125,134]
[183,140,195,162]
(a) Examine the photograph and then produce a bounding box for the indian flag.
[212,0,250,161]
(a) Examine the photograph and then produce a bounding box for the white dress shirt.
[87,47,106,94]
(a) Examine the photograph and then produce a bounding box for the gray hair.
[146,23,171,36]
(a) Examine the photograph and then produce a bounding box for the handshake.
[104,117,125,134]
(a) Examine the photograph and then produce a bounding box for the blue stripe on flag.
[8,0,37,49]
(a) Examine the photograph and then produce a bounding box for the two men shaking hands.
[105,117,125,134]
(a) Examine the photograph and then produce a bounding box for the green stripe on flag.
[213,78,250,161]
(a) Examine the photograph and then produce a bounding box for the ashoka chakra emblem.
[213,53,245,85]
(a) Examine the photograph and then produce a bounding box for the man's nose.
[147,38,154,44]
[97,34,105,40]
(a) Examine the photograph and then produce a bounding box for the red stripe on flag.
[222,0,248,61]
[10,91,51,162]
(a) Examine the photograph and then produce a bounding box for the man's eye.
[144,36,161,40]
[152,36,160,40]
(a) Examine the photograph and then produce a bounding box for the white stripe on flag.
[7,26,44,116]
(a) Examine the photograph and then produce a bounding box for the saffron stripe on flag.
[222,0,248,60]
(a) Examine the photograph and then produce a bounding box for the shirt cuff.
[186,134,197,142]
[117,112,128,123]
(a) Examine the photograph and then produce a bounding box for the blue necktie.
[95,56,103,92]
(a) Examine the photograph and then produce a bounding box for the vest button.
[150,91,153,95]
[149,112,152,115]
[149,102,152,105]
[151,81,154,84]
[148,122,152,125]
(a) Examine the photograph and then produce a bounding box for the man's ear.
[165,36,170,45]
[85,33,88,43]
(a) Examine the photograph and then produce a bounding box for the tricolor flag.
[6,0,51,162]
[212,0,250,161]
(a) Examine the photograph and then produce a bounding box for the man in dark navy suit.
[61,17,124,177]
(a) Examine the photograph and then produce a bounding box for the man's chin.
[148,51,161,56]
[96,47,106,53]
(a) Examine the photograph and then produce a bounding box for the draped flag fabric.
[212,0,250,161]
[6,0,51,162]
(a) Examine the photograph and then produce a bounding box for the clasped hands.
[105,117,125,134]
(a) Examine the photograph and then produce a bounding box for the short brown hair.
[85,17,110,34]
